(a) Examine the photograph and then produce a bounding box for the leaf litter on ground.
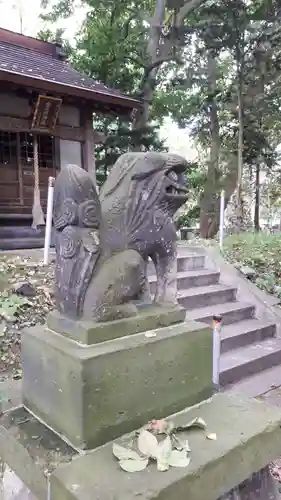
[0,253,55,378]
[113,416,216,473]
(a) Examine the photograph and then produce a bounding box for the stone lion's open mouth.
[165,163,188,199]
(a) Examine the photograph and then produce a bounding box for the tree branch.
[123,10,152,39]
[147,0,166,59]
[175,0,207,26]
[146,54,184,73]
[122,56,147,68]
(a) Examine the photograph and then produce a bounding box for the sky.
[0,0,197,160]
[0,0,43,36]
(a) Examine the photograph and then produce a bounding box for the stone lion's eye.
[167,171,178,182]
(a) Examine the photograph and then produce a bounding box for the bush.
[223,232,281,299]
[176,206,200,229]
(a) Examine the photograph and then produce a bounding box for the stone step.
[0,237,46,251]
[177,244,206,255]
[227,364,281,398]
[177,244,281,397]
[149,268,220,293]
[147,253,205,275]
[186,301,255,325]
[220,337,281,386]
[178,284,236,310]
[221,319,276,353]
[0,225,46,239]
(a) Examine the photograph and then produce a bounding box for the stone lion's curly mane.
[100,152,185,248]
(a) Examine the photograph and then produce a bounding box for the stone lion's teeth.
[168,171,178,181]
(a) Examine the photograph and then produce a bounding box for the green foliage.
[40,0,75,21]
[39,0,281,224]
[37,27,73,57]
[0,295,29,323]
[95,120,167,185]
[223,232,281,299]
[176,206,200,228]
[39,0,168,175]
[175,161,205,228]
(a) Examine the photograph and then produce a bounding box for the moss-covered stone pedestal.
[22,306,212,450]
[0,309,280,499]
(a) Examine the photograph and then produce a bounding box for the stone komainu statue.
[53,152,188,322]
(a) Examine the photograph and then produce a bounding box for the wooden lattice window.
[0,131,17,166]
[19,132,55,169]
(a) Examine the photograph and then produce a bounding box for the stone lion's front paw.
[98,303,138,322]
[153,296,179,309]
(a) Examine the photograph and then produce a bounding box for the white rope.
[43,176,55,265]
[32,135,45,229]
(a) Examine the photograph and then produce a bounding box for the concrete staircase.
[148,247,281,397]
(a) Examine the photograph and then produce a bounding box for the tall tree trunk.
[132,0,166,136]
[201,159,239,239]
[200,51,221,239]
[200,47,240,238]
[253,41,266,233]
[133,75,157,133]
[254,160,260,231]
[133,0,206,138]
[236,30,245,230]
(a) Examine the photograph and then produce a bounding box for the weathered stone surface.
[53,153,189,325]
[53,164,101,319]
[47,305,186,344]
[50,393,281,500]
[22,320,212,449]
[239,265,256,279]
[0,395,280,500]
[0,406,77,500]
[81,249,146,322]
[99,152,189,307]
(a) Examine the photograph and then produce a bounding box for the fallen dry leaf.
[0,254,55,375]
[145,331,157,338]
[206,433,217,441]
[137,430,159,459]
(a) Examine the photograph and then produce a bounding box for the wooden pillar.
[81,107,96,185]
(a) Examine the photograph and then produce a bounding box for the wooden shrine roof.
[0,29,141,116]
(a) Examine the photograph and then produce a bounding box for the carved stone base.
[47,304,186,345]
[22,319,212,450]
